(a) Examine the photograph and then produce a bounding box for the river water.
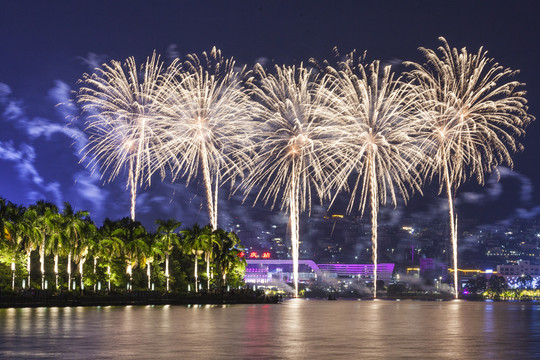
[0,299,539,359]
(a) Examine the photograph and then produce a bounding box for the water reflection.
[0,301,539,359]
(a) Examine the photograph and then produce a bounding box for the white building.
[496,260,540,289]
[497,260,540,276]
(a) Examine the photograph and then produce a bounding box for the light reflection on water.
[0,300,539,359]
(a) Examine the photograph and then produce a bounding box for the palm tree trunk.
[67,252,72,290]
[11,262,15,290]
[79,261,85,291]
[206,254,211,291]
[127,263,133,291]
[165,252,170,292]
[40,237,45,289]
[93,257,98,292]
[194,256,198,293]
[107,263,111,291]
[26,251,31,289]
[147,263,151,290]
[54,254,59,289]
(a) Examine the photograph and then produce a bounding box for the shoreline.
[0,289,282,309]
[3,292,538,309]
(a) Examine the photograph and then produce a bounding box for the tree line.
[0,197,246,293]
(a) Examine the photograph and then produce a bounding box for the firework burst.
[158,47,253,230]
[405,37,535,298]
[77,52,171,220]
[242,63,346,297]
[326,54,424,298]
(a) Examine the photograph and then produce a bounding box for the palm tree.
[0,199,25,289]
[113,218,148,290]
[45,219,68,290]
[20,208,40,288]
[155,218,181,291]
[144,234,163,290]
[90,229,102,292]
[60,202,89,290]
[181,224,207,292]
[30,200,59,289]
[0,198,10,243]
[212,229,245,288]
[98,221,124,291]
[74,220,97,291]
[200,228,220,291]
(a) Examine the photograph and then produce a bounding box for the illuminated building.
[497,260,540,277]
[244,259,394,284]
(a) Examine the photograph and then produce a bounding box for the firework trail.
[77,52,171,220]
[158,47,253,230]
[405,37,534,298]
[242,63,346,297]
[326,53,424,298]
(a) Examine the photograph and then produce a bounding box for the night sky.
[1,1,539,236]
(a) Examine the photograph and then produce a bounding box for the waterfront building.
[244,259,394,285]
[497,260,540,276]
[496,260,540,289]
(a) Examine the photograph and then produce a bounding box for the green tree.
[30,200,59,289]
[0,200,25,289]
[201,227,220,291]
[20,208,41,288]
[155,218,181,291]
[212,229,245,288]
[113,218,148,290]
[488,275,507,295]
[60,202,89,290]
[144,234,163,290]
[181,224,207,292]
[98,220,124,291]
[74,219,97,291]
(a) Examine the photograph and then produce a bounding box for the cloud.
[381,58,404,68]
[254,57,271,68]
[166,44,181,61]
[0,140,22,161]
[3,99,24,120]
[73,170,108,219]
[0,81,102,217]
[0,83,11,104]
[77,52,108,71]
[48,80,77,121]
[514,206,540,220]
[0,141,42,187]
[0,140,62,203]
[497,167,532,203]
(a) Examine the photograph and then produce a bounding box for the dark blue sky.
[0,1,539,233]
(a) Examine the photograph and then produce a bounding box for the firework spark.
[242,63,346,297]
[405,37,535,298]
[78,52,171,220]
[159,47,253,230]
[327,55,424,298]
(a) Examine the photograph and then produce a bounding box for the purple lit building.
[245,259,394,284]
